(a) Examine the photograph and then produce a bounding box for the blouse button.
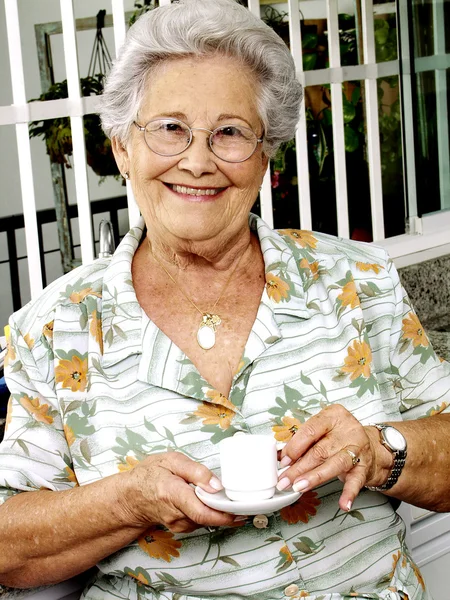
[252,514,269,528]
[284,583,300,597]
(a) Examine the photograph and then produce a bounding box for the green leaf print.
[113,324,127,340]
[412,344,436,364]
[66,413,95,437]
[17,439,30,456]
[180,371,210,396]
[201,424,240,444]
[219,556,240,567]
[80,438,91,463]
[349,374,378,397]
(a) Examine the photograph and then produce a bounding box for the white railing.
[1,0,449,308]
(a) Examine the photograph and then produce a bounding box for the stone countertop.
[399,254,450,362]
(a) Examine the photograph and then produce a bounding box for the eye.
[216,126,243,138]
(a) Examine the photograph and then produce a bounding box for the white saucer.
[195,486,301,515]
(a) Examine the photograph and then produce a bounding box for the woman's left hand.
[277,404,393,511]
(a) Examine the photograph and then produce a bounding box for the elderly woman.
[0,1,449,599]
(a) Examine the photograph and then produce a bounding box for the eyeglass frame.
[133,118,264,163]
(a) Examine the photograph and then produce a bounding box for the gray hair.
[99,0,302,157]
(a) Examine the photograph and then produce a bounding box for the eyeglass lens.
[143,119,259,162]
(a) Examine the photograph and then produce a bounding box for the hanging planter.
[29,10,119,180]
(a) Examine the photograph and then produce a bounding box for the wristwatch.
[366,424,407,491]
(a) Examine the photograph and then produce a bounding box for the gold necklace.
[149,241,245,350]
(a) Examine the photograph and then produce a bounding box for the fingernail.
[234,515,248,522]
[293,479,309,492]
[276,477,291,491]
[346,500,352,512]
[209,476,223,491]
[279,455,292,468]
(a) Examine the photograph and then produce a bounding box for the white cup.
[219,433,285,501]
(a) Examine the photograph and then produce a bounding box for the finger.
[287,447,365,493]
[280,406,338,465]
[338,468,367,512]
[174,482,242,529]
[164,452,223,493]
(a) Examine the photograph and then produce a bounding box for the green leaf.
[64,400,83,413]
[348,509,365,521]
[342,96,356,123]
[113,324,127,340]
[179,415,200,424]
[307,301,320,311]
[302,32,318,49]
[265,536,283,542]
[402,398,423,407]
[105,328,114,347]
[265,335,280,344]
[293,540,314,554]
[360,283,376,297]
[351,86,361,105]
[17,439,30,456]
[302,53,317,71]
[300,372,312,386]
[344,125,359,152]
[144,419,156,432]
[218,556,240,567]
[319,381,328,399]
[80,438,91,463]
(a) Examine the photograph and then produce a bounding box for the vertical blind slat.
[327,0,350,238]
[361,0,385,241]
[60,0,94,263]
[5,0,43,298]
[288,0,312,230]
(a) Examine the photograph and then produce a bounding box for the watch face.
[384,427,407,451]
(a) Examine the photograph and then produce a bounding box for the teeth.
[171,184,221,196]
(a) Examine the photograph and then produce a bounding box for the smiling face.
[112,55,268,254]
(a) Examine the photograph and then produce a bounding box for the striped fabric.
[1,214,449,600]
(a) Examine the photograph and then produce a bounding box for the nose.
[177,130,217,178]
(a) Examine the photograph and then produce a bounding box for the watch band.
[366,424,407,492]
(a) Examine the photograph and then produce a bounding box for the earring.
[123,172,130,180]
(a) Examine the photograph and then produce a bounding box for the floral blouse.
[1,214,449,600]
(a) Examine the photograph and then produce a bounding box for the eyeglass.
[133,118,263,163]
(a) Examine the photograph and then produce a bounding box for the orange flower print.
[64,424,76,446]
[118,455,140,472]
[341,340,372,380]
[299,258,320,280]
[64,466,79,485]
[412,562,425,590]
[356,262,383,274]
[337,280,360,309]
[193,402,235,430]
[266,273,290,303]
[89,310,103,354]
[19,394,53,424]
[388,550,402,579]
[279,229,318,250]
[5,398,13,432]
[125,568,150,586]
[429,402,449,416]
[205,389,237,413]
[55,354,87,392]
[3,340,15,369]
[42,320,54,340]
[280,490,321,524]
[138,527,182,562]
[280,544,293,564]
[402,313,429,348]
[272,416,302,442]
[69,287,101,304]
[24,334,35,349]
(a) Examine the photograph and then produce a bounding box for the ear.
[111,136,130,177]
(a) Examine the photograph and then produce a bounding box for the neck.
[147,223,254,274]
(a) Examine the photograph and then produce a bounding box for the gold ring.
[345,449,360,467]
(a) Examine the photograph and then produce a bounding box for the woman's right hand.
[116,451,242,533]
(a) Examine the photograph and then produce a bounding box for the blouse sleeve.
[0,315,76,505]
[387,258,450,420]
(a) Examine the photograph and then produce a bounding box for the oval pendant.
[197,324,215,350]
